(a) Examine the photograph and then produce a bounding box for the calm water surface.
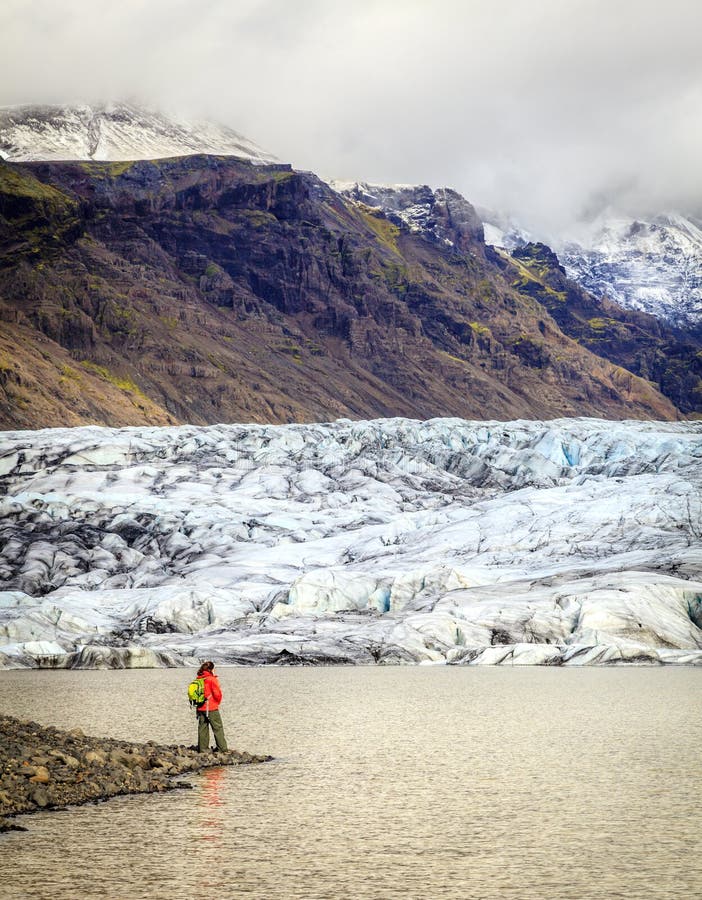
[0,667,700,900]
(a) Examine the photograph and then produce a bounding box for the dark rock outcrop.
[0,714,271,831]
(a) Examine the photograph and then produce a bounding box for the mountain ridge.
[481,206,702,329]
[3,103,700,332]
[1,102,697,428]
[0,153,679,429]
[333,182,702,416]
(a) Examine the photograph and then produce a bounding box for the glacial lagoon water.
[0,666,700,899]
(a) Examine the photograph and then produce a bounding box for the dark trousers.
[197,709,228,752]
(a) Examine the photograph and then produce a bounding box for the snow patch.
[0,102,278,165]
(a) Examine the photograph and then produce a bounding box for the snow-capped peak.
[0,102,278,165]
[328,179,484,247]
[477,204,702,327]
[560,212,702,326]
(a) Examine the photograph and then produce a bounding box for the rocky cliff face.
[0,154,678,428]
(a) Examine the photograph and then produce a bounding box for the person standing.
[196,661,228,753]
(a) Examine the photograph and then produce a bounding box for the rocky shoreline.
[0,714,272,832]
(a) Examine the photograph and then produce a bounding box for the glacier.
[0,418,701,668]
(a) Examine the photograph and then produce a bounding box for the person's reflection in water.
[200,766,225,846]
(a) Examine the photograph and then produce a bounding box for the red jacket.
[197,672,223,712]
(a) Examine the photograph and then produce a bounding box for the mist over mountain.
[2,1,701,238]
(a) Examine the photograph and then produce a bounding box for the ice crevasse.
[0,416,701,668]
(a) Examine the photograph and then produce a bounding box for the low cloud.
[2,0,701,238]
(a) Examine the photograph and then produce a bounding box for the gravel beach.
[0,714,271,832]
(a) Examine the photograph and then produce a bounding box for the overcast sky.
[2,0,701,238]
